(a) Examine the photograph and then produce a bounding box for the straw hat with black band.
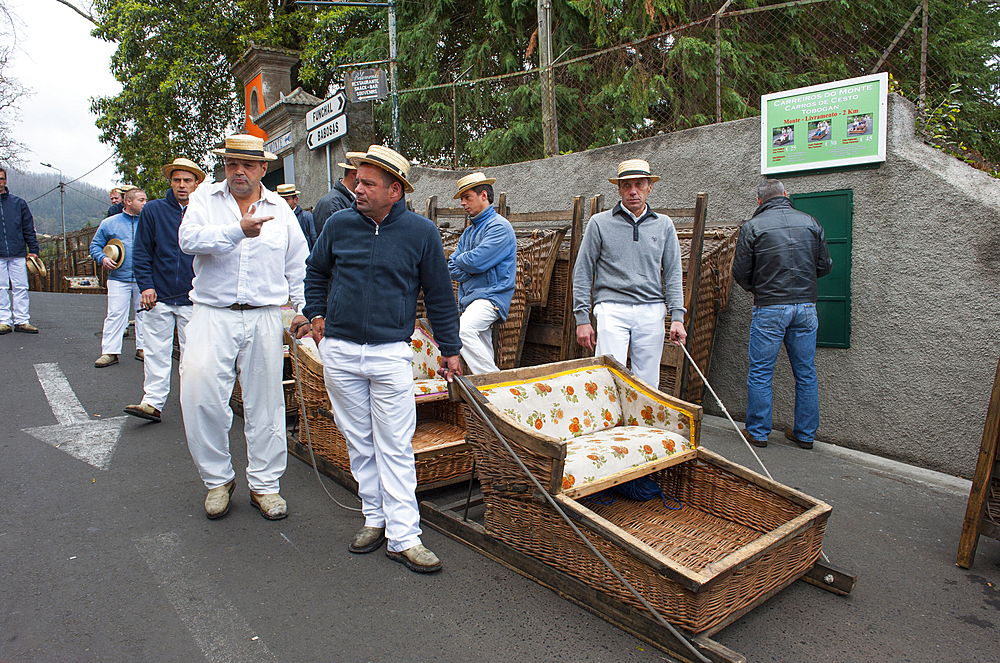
[102,238,125,270]
[453,172,496,199]
[608,159,660,185]
[161,157,207,184]
[337,151,366,171]
[26,255,46,279]
[276,184,301,198]
[355,145,414,193]
[211,134,278,162]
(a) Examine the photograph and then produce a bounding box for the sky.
[8,0,120,190]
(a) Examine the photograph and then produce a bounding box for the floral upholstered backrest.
[479,367,623,440]
[612,370,693,444]
[410,325,441,380]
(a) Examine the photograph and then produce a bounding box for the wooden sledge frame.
[420,490,856,663]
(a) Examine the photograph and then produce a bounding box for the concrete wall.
[406,95,1000,478]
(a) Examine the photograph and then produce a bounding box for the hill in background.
[4,170,111,236]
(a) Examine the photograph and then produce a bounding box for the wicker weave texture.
[462,403,824,634]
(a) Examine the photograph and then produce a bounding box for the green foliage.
[89,0,1000,176]
[5,170,109,235]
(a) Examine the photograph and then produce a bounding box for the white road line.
[134,532,277,663]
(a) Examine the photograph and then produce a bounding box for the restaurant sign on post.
[761,72,888,175]
[346,68,388,103]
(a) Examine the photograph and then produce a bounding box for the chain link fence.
[373,0,989,169]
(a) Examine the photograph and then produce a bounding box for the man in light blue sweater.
[90,187,147,368]
[448,172,517,374]
[572,159,687,388]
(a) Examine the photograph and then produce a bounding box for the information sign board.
[307,114,347,151]
[306,91,347,132]
[761,72,888,175]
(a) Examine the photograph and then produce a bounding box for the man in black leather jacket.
[733,179,832,450]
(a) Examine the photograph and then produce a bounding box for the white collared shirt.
[179,180,308,311]
[621,203,649,222]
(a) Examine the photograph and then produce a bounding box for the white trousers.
[0,257,29,325]
[141,302,192,410]
[180,304,287,493]
[319,337,421,552]
[102,280,145,354]
[459,298,500,374]
[594,301,666,387]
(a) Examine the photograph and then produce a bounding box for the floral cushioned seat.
[479,366,696,496]
[410,324,449,400]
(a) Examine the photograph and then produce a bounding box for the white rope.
[675,340,830,564]
[288,335,363,513]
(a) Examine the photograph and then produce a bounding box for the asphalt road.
[1,292,998,663]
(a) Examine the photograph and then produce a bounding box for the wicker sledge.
[454,355,832,635]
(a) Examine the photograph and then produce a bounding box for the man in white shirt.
[178,134,309,521]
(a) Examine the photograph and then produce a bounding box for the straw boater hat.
[110,187,122,195]
[453,172,496,199]
[102,238,125,270]
[337,151,366,170]
[608,159,660,185]
[26,255,46,279]
[161,157,207,184]
[119,184,138,193]
[355,145,414,193]
[210,134,277,162]
[276,183,300,197]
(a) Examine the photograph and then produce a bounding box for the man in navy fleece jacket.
[301,145,460,573]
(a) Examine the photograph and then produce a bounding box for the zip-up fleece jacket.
[0,187,39,258]
[448,206,517,321]
[90,211,140,282]
[133,188,195,305]
[572,202,686,326]
[732,196,833,306]
[303,198,462,356]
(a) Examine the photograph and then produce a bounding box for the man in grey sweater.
[572,159,687,387]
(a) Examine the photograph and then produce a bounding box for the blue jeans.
[745,303,819,442]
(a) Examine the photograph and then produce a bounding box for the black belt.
[227,303,261,311]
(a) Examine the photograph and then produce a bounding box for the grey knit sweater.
[572,202,686,326]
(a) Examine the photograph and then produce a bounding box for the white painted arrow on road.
[23,363,127,470]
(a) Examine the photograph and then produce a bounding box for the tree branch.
[51,0,98,26]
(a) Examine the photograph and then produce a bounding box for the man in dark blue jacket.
[300,145,461,573]
[449,172,516,373]
[123,158,205,422]
[733,179,832,450]
[0,167,40,334]
[312,152,363,233]
[276,184,316,249]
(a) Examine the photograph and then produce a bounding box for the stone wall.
[406,94,1000,477]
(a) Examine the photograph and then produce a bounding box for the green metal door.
[789,189,852,348]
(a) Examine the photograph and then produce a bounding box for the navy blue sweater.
[133,188,195,305]
[0,188,39,258]
[303,198,461,356]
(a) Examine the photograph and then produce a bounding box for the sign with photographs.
[760,72,888,175]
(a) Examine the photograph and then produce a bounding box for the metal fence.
[373,0,963,169]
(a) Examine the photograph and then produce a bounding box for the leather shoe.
[0,324,11,335]
[741,428,767,448]
[124,403,161,422]
[386,544,442,573]
[205,480,236,519]
[135,349,144,361]
[785,428,813,449]
[250,492,287,520]
[14,323,38,333]
[349,526,386,554]
[94,353,118,368]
